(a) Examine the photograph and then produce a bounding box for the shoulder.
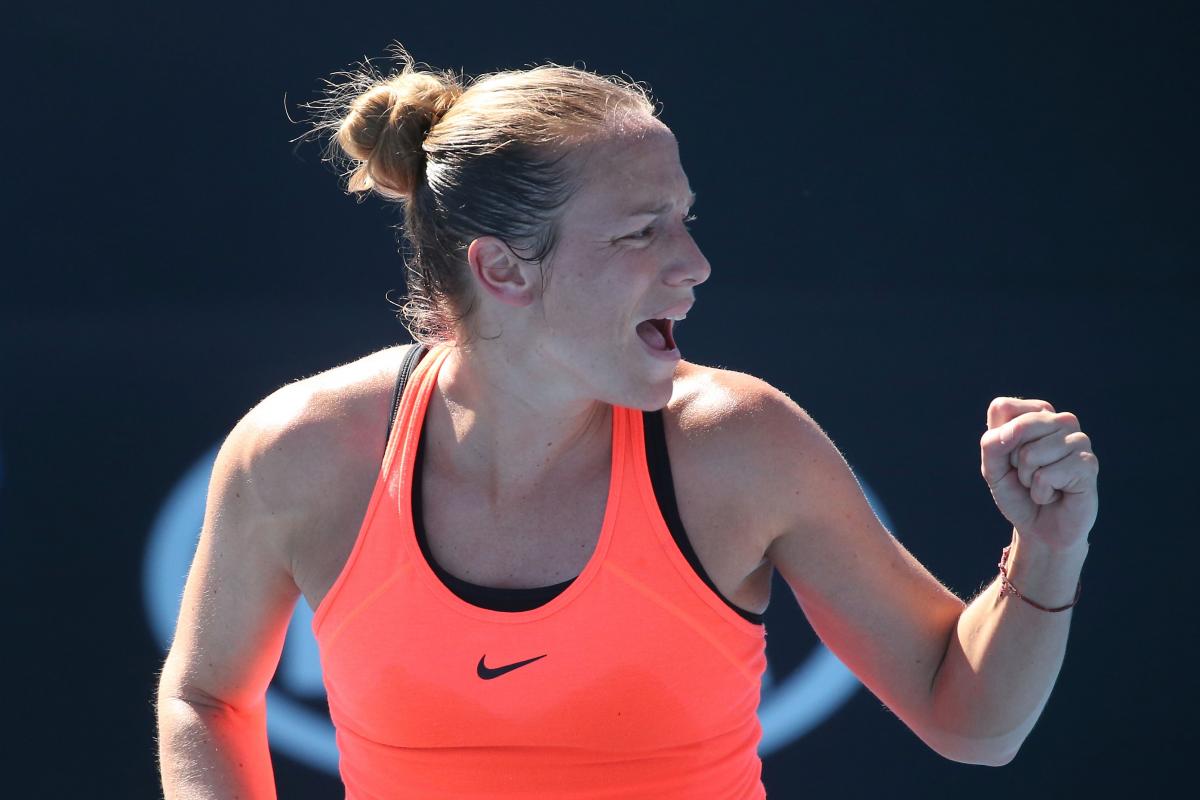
[664,359,841,538]
[227,344,416,523]
[666,359,834,471]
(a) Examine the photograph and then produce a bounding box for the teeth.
[665,314,686,321]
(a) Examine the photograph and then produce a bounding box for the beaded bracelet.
[997,544,1082,612]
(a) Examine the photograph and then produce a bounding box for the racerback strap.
[385,343,431,445]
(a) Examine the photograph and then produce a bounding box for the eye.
[623,211,696,242]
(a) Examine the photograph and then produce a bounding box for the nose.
[664,228,712,288]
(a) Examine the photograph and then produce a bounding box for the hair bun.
[337,71,463,200]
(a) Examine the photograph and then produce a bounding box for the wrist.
[1000,529,1088,610]
[1009,527,1091,563]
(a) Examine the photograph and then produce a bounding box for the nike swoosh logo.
[477,653,548,680]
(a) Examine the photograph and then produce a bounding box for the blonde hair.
[298,42,658,345]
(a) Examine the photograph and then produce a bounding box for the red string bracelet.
[997,545,1082,612]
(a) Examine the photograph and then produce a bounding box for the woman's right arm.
[155,389,310,799]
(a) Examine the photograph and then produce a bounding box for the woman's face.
[528,122,711,411]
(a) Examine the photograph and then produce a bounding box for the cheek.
[542,240,656,333]
[545,273,634,337]
[554,306,623,345]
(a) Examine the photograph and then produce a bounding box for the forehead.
[563,125,693,222]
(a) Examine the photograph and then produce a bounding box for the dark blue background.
[4,2,1195,797]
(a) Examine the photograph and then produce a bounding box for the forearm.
[157,693,277,799]
[928,529,1089,764]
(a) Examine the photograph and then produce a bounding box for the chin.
[620,371,676,412]
[587,344,677,411]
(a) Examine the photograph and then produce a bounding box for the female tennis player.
[156,44,1098,799]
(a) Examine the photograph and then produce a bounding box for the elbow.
[989,748,1019,767]
[923,726,1023,767]
[939,745,1019,767]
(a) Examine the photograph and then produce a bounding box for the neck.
[425,342,612,502]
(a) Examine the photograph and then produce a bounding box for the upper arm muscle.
[755,389,966,741]
[156,391,307,712]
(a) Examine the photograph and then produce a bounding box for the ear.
[466,236,537,308]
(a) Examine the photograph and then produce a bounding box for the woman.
[156,44,1098,799]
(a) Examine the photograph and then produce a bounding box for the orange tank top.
[311,343,769,799]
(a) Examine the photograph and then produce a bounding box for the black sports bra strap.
[386,343,431,445]
[642,408,766,626]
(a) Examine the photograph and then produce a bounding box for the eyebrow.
[626,190,697,218]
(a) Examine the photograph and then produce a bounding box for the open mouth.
[635,318,677,352]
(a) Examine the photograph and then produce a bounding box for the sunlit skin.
[428,118,709,499]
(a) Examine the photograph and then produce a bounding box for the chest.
[419,458,612,588]
[295,418,774,619]
[425,426,772,610]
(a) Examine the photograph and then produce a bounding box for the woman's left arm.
[741,380,1098,767]
[928,397,1098,764]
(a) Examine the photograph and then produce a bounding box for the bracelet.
[997,545,1082,612]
